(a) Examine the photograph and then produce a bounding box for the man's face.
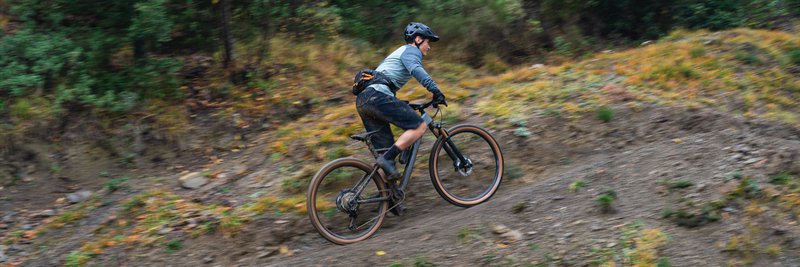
[416,36,431,56]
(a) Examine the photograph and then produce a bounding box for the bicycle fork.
[426,117,473,175]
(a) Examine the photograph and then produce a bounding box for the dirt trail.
[7,103,800,267]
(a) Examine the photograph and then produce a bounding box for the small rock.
[258,247,279,259]
[772,227,787,236]
[652,117,668,123]
[202,255,214,263]
[67,191,93,204]
[501,230,524,242]
[2,212,16,223]
[491,223,510,234]
[696,183,707,192]
[722,207,738,213]
[530,64,545,69]
[158,227,173,235]
[526,231,538,236]
[420,234,432,241]
[36,210,56,218]
[274,220,289,224]
[179,172,208,189]
[20,224,33,230]
[607,242,617,248]
[590,223,605,231]
[743,158,762,165]
[790,239,800,250]
[0,252,7,263]
[552,196,565,201]
[564,232,574,238]
[641,40,654,46]
[233,165,249,176]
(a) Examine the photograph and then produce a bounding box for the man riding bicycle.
[356,22,447,182]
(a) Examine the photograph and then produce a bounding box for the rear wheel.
[429,125,503,207]
[307,158,389,244]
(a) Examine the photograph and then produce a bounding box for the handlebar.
[406,99,446,111]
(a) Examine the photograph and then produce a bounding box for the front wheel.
[429,124,504,207]
[307,158,389,245]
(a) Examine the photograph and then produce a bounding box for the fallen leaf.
[126,235,140,243]
[23,230,37,239]
[376,251,386,256]
[279,245,289,254]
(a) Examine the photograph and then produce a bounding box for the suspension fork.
[429,123,470,167]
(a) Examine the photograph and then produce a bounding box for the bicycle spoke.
[430,125,503,207]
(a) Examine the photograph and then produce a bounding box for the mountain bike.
[307,100,504,245]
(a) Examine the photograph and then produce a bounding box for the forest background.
[1,0,798,120]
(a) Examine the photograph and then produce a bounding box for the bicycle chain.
[352,188,406,230]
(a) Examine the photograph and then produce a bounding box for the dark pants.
[356,87,424,150]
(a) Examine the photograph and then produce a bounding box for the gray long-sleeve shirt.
[369,44,439,97]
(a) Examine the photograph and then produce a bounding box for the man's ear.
[415,36,423,44]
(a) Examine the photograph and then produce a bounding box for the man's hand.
[431,90,447,108]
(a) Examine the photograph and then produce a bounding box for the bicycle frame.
[349,102,471,204]
[398,106,470,191]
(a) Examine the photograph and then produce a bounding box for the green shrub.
[770,171,795,185]
[105,176,130,192]
[787,49,800,65]
[736,51,761,65]
[690,47,706,58]
[165,239,183,253]
[65,251,91,267]
[668,180,694,189]
[597,190,618,213]
[597,106,614,123]
[569,180,587,192]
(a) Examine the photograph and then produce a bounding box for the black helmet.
[404,22,439,43]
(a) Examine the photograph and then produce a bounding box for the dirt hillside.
[4,102,798,267]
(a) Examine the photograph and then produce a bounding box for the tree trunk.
[257,0,270,66]
[218,0,234,68]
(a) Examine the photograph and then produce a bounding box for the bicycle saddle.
[350,130,380,142]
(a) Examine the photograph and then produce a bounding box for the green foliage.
[165,239,183,253]
[511,201,528,213]
[65,250,91,267]
[413,256,438,267]
[668,180,694,189]
[504,165,524,180]
[735,51,761,65]
[597,190,618,212]
[740,178,762,198]
[596,106,614,123]
[569,179,587,192]
[787,49,800,65]
[770,171,797,185]
[105,176,130,192]
[690,47,706,58]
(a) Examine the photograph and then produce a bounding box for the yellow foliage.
[625,228,668,267]
[473,27,800,125]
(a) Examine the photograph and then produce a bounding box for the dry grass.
[471,28,800,126]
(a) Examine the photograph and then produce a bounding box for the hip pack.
[352,69,393,95]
